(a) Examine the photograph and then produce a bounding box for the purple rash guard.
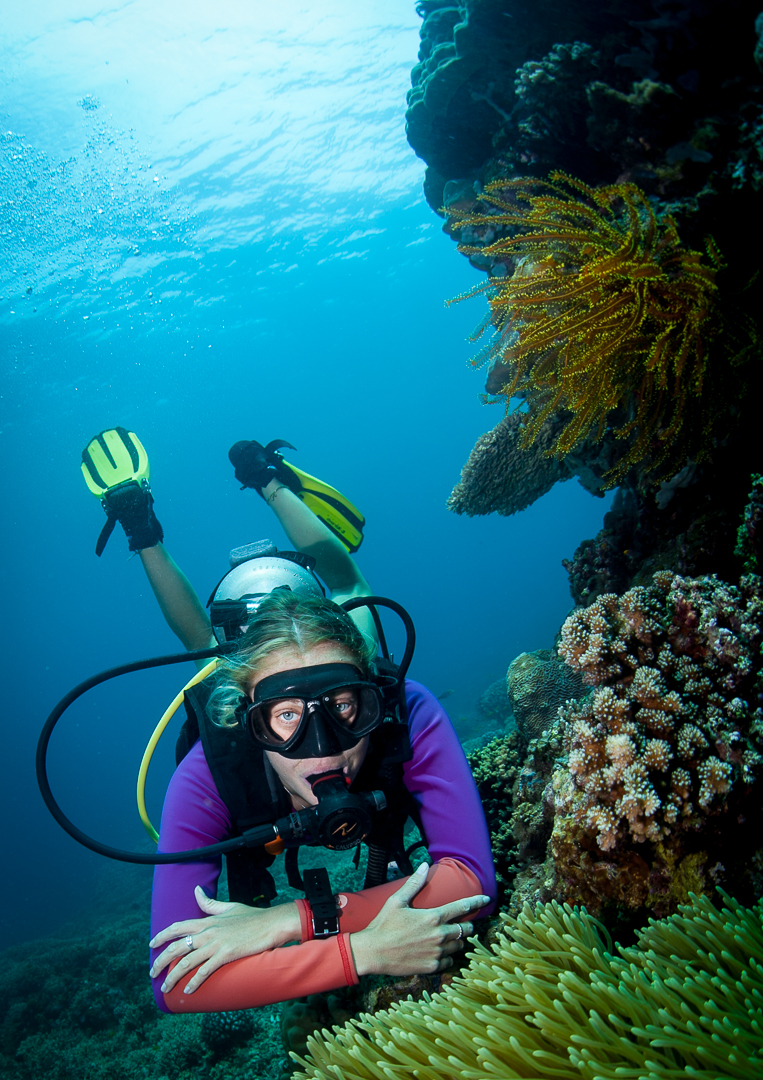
[150,680,497,1010]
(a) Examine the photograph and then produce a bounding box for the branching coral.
[553,570,763,915]
[736,472,763,574]
[448,172,730,483]
[466,733,523,901]
[294,891,763,1080]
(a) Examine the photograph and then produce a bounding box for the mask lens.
[323,686,380,735]
[323,688,359,727]
[245,668,385,752]
[248,697,305,746]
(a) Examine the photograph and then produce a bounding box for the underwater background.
[3,2,763,1079]
[0,1,607,956]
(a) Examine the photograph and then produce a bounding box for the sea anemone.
[294,890,763,1079]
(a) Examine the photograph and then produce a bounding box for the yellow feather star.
[448,173,725,484]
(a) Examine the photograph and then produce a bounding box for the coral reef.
[466,733,524,900]
[736,473,763,574]
[475,675,512,725]
[409,1,763,243]
[280,991,359,1074]
[506,646,584,741]
[0,904,285,1080]
[448,173,740,484]
[552,571,763,918]
[294,890,763,1080]
[419,3,763,584]
[201,1009,255,1058]
[502,728,562,914]
[467,724,571,913]
[562,450,763,605]
[0,845,370,1080]
[447,409,568,516]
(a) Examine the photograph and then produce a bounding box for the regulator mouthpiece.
[307,770,386,850]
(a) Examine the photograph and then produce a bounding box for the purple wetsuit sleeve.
[149,739,231,1012]
[403,680,497,909]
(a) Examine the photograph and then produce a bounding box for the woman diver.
[79,429,496,1012]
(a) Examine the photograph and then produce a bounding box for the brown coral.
[447,409,568,517]
[552,571,763,916]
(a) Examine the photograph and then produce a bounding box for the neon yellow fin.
[281,460,365,553]
[81,427,150,498]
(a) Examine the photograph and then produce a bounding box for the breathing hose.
[34,645,262,864]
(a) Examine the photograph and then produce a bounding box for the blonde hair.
[207,589,374,728]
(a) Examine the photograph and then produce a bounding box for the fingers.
[149,932,200,979]
[436,893,491,925]
[159,943,230,996]
[194,886,235,914]
[158,948,208,995]
[178,955,222,995]
[391,862,431,907]
[149,920,206,952]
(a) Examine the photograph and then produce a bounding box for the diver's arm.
[157,862,488,1011]
[261,480,369,596]
[261,479,377,647]
[139,545,216,654]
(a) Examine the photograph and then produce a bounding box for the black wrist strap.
[303,867,339,938]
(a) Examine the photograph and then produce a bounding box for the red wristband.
[296,898,314,942]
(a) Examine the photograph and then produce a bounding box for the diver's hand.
[349,863,491,977]
[101,482,163,553]
[228,438,297,492]
[149,887,301,995]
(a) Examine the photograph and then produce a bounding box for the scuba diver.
[77,428,496,1014]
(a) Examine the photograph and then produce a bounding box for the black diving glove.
[96,481,164,556]
[228,439,297,495]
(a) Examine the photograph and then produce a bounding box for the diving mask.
[244,663,383,758]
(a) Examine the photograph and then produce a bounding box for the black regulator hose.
[342,595,416,680]
[37,595,412,865]
[35,644,264,865]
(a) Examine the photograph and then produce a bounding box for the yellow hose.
[137,659,218,842]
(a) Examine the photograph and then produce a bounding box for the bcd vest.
[175,679,421,907]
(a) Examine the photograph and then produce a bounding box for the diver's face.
[249,643,370,809]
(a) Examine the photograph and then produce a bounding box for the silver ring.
[455,923,464,940]
[185,935,194,950]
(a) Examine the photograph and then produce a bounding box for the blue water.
[0,2,611,949]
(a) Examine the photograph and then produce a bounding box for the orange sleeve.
[334,857,482,934]
[163,933,357,1014]
[163,858,482,1013]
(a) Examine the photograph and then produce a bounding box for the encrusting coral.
[552,570,763,917]
[447,172,732,484]
[476,677,512,725]
[293,890,763,1080]
[447,409,568,517]
[506,647,584,741]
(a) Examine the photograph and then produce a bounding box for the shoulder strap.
[186,683,291,830]
[354,718,421,887]
[178,683,290,906]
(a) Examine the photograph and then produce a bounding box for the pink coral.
[551,572,763,916]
